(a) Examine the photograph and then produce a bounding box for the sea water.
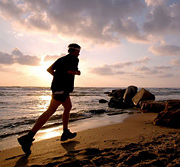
[0,87,180,150]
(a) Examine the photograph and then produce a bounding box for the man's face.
[72,50,80,57]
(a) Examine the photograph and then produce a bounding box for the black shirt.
[51,54,79,93]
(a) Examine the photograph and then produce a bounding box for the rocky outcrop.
[108,97,130,109]
[99,99,108,103]
[108,89,126,98]
[108,86,156,110]
[139,100,166,113]
[123,86,138,104]
[153,100,180,128]
[108,88,131,109]
[132,88,155,106]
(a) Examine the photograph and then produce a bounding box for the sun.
[30,60,54,86]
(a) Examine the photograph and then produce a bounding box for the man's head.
[68,43,81,57]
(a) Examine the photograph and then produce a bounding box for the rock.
[107,111,128,116]
[139,100,166,113]
[89,109,107,114]
[108,97,130,109]
[99,99,108,103]
[108,89,126,98]
[132,88,155,106]
[153,100,180,128]
[123,86,138,104]
[108,89,131,109]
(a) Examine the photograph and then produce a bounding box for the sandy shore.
[0,113,180,167]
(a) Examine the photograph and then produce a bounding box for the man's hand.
[68,70,81,75]
[76,70,81,75]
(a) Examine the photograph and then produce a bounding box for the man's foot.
[60,129,77,141]
[18,135,34,156]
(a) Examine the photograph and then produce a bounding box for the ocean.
[0,87,180,150]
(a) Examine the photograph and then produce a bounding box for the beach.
[0,112,180,167]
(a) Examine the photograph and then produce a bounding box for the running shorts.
[52,91,69,102]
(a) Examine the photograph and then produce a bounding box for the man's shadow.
[61,140,80,162]
[13,155,28,167]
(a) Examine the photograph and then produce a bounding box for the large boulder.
[108,89,131,109]
[108,97,130,109]
[99,99,108,103]
[139,100,166,113]
[132,88,155,106]
[153,100,180,128]
[123,86,138,104]
[108,89,126,98]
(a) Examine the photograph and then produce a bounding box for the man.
[18,43,81,156]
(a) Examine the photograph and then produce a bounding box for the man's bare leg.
[62,96,72,130]
[61,96,77,141]
[31,98,62,133]
[18,98,61,155]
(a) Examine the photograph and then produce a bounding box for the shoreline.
[1,112,180,166]
[0,112,132,150]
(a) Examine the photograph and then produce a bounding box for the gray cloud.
[91,57,151,76]
[0,65,23,74]
[159,73,174,78]
[154,65,171,70]
[171,59,180,66]
[134,65,175,78]
[0,51,14,64]
[90,65,114,75]
[143,2,180,35]
[0,0,148,43]
[149,44,180,56]
[0,0,179,46]
[0,48,40,66]
[0,0,24,19]
[134,66,157,74]
[134,56,151,64]
[44,54,66,62]
[1,0,179,44]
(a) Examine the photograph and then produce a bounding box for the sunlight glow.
[37,126,63,141]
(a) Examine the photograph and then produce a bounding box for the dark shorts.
[52,91,69,102]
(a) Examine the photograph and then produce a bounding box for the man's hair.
[68,43,81,53]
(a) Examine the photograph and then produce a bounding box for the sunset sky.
[0,0,180,87]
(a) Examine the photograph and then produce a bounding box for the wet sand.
[0,113,180,167]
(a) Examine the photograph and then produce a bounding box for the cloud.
[171,59,180,66]
[134,66,157,74]
[149,44,180,56]
[134,56,151,64]
[154,65,171,70]
[159,73,174,78]
[0,48,40,66]
[90,65,114,75]
[44,54,66,62]
[0,0,180,44]
[110,62,133,68]
[90,64,126,76]
[134,65,175,78]
[0,65,23,74]
[0,0,148,44]
[90,57,151,76]
[0,51,14,64]
[143,1,180,35]
[145,0,165,7]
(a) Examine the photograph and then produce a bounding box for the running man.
[18,43,81,156]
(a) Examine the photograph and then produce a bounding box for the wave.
[0,108,129,139]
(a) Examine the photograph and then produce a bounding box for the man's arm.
[47,64,55,76]
[68,70,81,75]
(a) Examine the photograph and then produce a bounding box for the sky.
[0,0,180,88]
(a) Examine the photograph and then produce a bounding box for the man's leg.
[62,96,72,130]
[61,96,77,141]
[31,98,62,133]
[18,98,62,155]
